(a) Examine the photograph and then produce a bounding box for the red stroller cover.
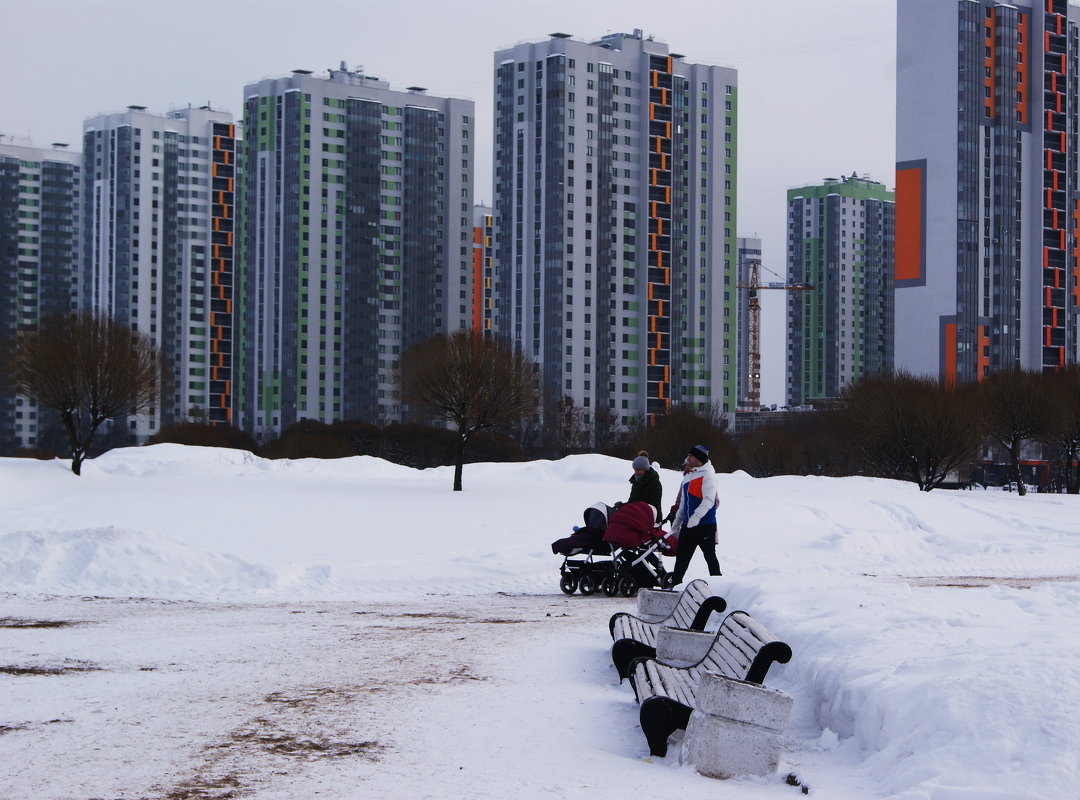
[602,502,662,549]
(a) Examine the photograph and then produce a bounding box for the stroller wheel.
[659,573,677,590]
[601,576,619,597]
[618,575,638,597]
[559,574,578,595]
[579,573,598,596]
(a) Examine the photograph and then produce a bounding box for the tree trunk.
[1009,441,1026,496]
[453,433,467,492]
[1067,445,1080,494]
[61,410,84,476]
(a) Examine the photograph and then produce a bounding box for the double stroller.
[551,501,677,597]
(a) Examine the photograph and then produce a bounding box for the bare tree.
[737,425,801,478]
[547,394,590,458]
[5,312,162,475]
[635,404,737,472]
[399,330,537,491]
[977,368,1053,496]
[839,372,981,491]
[1041,365,1080,494]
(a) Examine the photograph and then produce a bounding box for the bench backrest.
[668,579,715,629]
[697,610,792,685]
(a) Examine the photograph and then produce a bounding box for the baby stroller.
[600,501,678,597]
[551,503,616,595]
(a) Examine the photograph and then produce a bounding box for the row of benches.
[607,578,793,760]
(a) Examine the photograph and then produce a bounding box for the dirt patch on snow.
[868,574,1080,589]
[0,659,101,676]
[0,593,626,800]
[0,617,83,629]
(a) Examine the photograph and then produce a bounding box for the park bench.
[608,579,727,679]
[628,610,792,757]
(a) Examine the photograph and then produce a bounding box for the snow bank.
[0,527,277,597]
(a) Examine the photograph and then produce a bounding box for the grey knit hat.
[631,455,650,471]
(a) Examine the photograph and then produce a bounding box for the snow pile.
[0,444,1078,798]
[0,527,277,597]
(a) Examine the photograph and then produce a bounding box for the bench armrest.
[655,626,716,667]
[635,588,680,622]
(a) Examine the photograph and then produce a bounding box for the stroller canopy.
[602,502,659,549]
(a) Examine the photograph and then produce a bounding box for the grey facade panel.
[402,105,440,353]
[342,98,382,423]
[279,90,302,430]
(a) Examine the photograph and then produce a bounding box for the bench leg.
[611,639,656,681]
[639,697,692,758]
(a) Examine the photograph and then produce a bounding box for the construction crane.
[736,259,814,410]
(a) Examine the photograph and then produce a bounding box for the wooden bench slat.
[609,580,727,680]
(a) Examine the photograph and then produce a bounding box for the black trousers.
[672,523,720,583]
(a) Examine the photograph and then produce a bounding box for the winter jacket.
[670,461,718,537]
[627,467,663,519]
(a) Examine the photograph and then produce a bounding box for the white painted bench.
[607,579,727,680]
[628,610,792,757]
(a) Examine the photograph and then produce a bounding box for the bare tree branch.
[839,372,981,491]
[5,312,163,475]
[399,331,537,490]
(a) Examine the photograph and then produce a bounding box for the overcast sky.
[0,0,896,406]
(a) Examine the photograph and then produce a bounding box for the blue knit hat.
[631,455,650,471]
[688,444,710,464]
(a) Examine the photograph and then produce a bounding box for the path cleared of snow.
[0,592,810,800]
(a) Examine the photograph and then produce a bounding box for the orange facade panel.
[977,325,990,379]
[1017,13,1028,123]
[985,14,996,117]
[944,323,958,388]
[1073,199,1080,307]
[894,163,925,269]
[471,244,483,332]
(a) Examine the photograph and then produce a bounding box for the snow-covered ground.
[1,444,1078,799]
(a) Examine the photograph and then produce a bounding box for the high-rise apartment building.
[0,138,82,451]
[786,175,895,406]
[735,235,761,409]
[239,67,473,437]
[83,106,237,438]
[896,0,1080,383]
[493,31,738,431]
[472,205,495,333]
